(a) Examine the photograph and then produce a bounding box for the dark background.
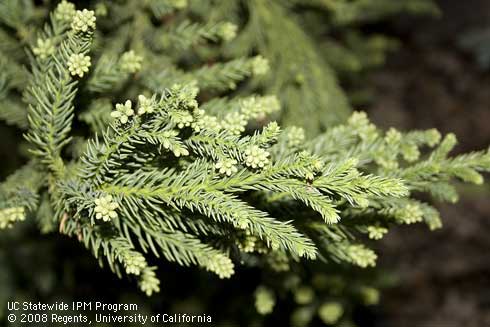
[367,0,490,326]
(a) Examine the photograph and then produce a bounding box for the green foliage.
[0,1,488,326]
[190,0,438,134]
[0,0,440,135]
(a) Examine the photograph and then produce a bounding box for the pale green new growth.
[119,51,143,73]
[0,1,489,302]
[68,54,91,77]
[0,207,25,229]
[318,302,344,325]
[244,145,270,169]
[94,195,118,222]
[255,286,276,315]
[111,100,134,124]
[33,38,56,60]
[71,9,96,33]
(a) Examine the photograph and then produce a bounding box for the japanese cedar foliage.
[197,0,439,134]
[0,0,489,325]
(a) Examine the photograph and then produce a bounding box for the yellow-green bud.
[139,267,160,296]
[287,126,305,147]
[218,22,238,42]
[244,145,270,169]
[55,1,76,23]
[137,95,156,115]
[367,225,388,240]
[124,253,147,275]
[255,286,275,315]
[205,253,234,279]
[360,286,380,305]
[94,195,118,222]
[32,38,56,59]
[67,54,91,77]
[120,50,143,73]
[294,286,315,305]
[318,302,344,325]
[0,207,25,229]
[215,158,238,176]
[111,100,134,124]
[71,9,96,33]
[222,112,247,135]
[251,55,269,76]
[346,244,377,268]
